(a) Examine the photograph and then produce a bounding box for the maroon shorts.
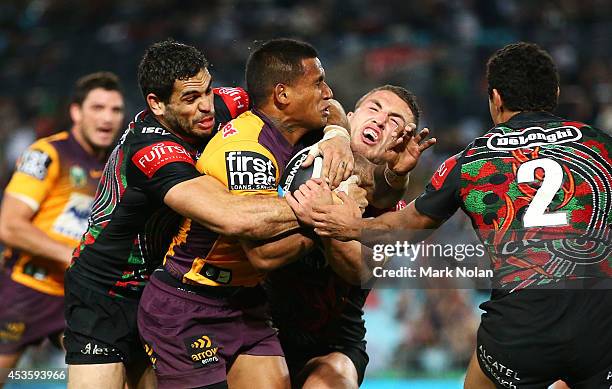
[0,271,64,354]
[137,270,283,389]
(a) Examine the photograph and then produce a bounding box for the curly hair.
[355,85,421,128]
[245,38,318,108]
[138,39,208,103]
[487,42,559,112]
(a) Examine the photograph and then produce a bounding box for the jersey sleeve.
[5,139,60,212]
[414,153,463,221]
[213,87,250,126]
[128,140,200,202]
[198,140,279,197]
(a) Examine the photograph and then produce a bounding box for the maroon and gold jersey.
[2,131,105,296]
[415,112,612,290]
[164,109,304,287]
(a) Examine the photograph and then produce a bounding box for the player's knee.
[303,354,358,389]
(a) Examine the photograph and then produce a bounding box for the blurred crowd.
[1,0,610,378]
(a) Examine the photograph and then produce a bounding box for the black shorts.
[63,270,147,365]
[477,288,612,389]
[282,339,368,386]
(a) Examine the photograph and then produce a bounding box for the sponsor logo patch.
[80,342,113,356]
[486,125,582,151]
[52,192,94,240]
[141,126,170,136]
[16,149,52,180]
[221,122,239,138]
[214,87,249,117]
[225,151,276,191]
[199,263,232,284]
[144,343,158,369]
[431,155,458,190]
[69,165,87,188]
[184,334,220,368]
[132,142,194,178]
[0,322,25,343]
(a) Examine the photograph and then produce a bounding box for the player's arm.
[303,99,355,188]
[0,142,74,264]
[319,237,366,285]
[165,176,300,239]
[240,231,315,272]
[238,177,342,272]
[291,152,462,242]
[0,195,74,264]
[311,195,443,243]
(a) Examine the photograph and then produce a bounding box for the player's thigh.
[301,352,359,389]
[0,351,24,389]
[0,351,23,370]
[227,354,290,389]
[126,357,157,389]
[68,363,126,389]
[464,350,496,389]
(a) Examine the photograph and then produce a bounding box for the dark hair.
[355,85,421,127]
[245,38,318,108]
[487,42,559,112]
[72,71,122,105]
[138,39,208,103]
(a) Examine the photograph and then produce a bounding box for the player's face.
[288,57,333,130]
[164,68,215,140]
[75,88,124,151]
[348,90,414,162]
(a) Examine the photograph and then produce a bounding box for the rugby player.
[0,72,124,376]
[272,85,435,389]
[137,38,362,389]
[293,42,612,389]
[65,40,353,389]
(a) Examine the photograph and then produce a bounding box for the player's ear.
[491,88,504,112]
[147,93,166,116]
[274,83,290,106]
[69,103,82,124]
[347,111,354,121]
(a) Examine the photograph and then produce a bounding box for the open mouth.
[97,128,113,136]
[361,127,380,145]
[197,117,215,130]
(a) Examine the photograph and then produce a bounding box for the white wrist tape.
[335,175,360,194]
[308,125,351,159]
[322,125,351,142]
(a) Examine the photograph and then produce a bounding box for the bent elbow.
[249,257,276,273]
[0,220,13,245]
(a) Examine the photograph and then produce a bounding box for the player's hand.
[310,192,364,241]
[383,126,436,176]
[286,179,333,227]
[334,176,368,215]
[302,135,354,190]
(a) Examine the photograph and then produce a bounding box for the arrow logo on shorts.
[191,336,212,349]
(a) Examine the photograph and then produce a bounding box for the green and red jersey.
[415,111,611,291]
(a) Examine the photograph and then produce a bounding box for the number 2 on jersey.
[516,158,568,228]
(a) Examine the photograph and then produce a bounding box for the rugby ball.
[278,146,323,197]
